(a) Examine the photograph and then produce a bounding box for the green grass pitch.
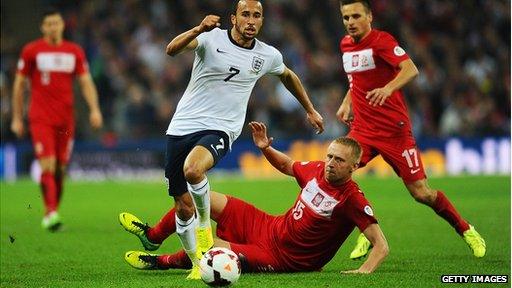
[1,176,510,287]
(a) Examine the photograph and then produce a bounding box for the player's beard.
[236,24,257,41]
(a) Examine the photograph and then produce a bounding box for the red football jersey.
[340,29,412,138]
[271,161,377,271]
[17,38,88,126]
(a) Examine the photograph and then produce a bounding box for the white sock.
[188,177,211,229]
[175,214,198,265]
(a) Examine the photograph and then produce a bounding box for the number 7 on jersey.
[224,67,240,82]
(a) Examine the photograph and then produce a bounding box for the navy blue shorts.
[165,130,229,196]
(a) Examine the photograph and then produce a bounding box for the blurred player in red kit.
[11,8,103,231]
[336,0,485,258]
[121,122,389,274]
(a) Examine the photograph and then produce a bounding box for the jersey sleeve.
[195,28,218,54]
[267,48,285,75]
[74,45,89,75]
[340,192,377,232]
[376,32,409,67]
[292,161,322,188]
[17,45,34,76]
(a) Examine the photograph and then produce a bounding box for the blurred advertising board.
[1,137,509,181]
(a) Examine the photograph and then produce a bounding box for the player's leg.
[55,164,65,203]
[126,240,283,273]
[125,249,192,270]
[404,179,485,257]
[380,135,485,257]
[183,145,215,259]
[173,192,201,279]
[54,125,74,211]
[29,123,61,231]
[126,238,230,271]
[383,139,470,231]
[183,131,229,261]
[121,191,228,247]
[346,132,378,260]
[124,192,230,271]
[39,156,61,231]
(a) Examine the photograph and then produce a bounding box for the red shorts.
[215,197,285,272]
[348,130,426,183]
[29,122,75,164]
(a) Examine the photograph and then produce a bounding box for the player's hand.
[306,110,324,134]
[10,118,25,138]
[336,102,353,126]
[366,86,393,107]
[89,109,103,130]
[341,269,370,274]
[248,121,273,149]
[199,15,221,33]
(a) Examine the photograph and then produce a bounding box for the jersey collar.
[227,29,256,50]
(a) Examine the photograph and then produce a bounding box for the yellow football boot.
[119,212,160,251]
[349,233,373,260]
[463,225,486,258]
[124,251,158,270]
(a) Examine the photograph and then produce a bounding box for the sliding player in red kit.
[336,0,485,258]
[120,122,389,274]
[11,8,103,231]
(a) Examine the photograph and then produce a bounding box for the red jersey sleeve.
[74,45,89,76]
[292,161,323,188]
[340,192,378,232]
[17,44,34,76]
[375,32,409,68]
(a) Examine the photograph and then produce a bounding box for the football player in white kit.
[119,0,324,280]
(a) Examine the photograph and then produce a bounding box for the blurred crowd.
[1,0,510,142]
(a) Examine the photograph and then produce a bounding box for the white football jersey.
[166,28,285,146]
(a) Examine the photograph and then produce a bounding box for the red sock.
[432,191,470,235]
[147,208,176,244]
[157,250,192,270]
[40,172,58,215]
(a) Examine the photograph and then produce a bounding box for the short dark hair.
[231,0,263,16]
[42,7,62,20]
[340,0,372,12]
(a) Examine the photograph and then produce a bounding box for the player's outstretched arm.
[366,58,419,106]
[248,121,294,176]
[10,73,27,138]
[336,90,353,126]
[342,224,389,274]
[78,73,103,129]
[278,67,324,134]
[166,15,221,56]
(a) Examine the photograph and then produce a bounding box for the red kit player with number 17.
[336,0,485,258]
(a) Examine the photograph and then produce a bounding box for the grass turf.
[1,176,510,287]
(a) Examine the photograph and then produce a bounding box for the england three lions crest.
[252,56,264,73]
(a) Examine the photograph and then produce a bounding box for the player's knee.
[39,157,57,173]
[183,165,205,183]
[410,188,436,205]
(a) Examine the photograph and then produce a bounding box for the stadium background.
[0,1,510,287]
[0,0,510,180]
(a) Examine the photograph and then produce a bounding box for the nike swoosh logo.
[216,48,227,53]
[410,168,420,174]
